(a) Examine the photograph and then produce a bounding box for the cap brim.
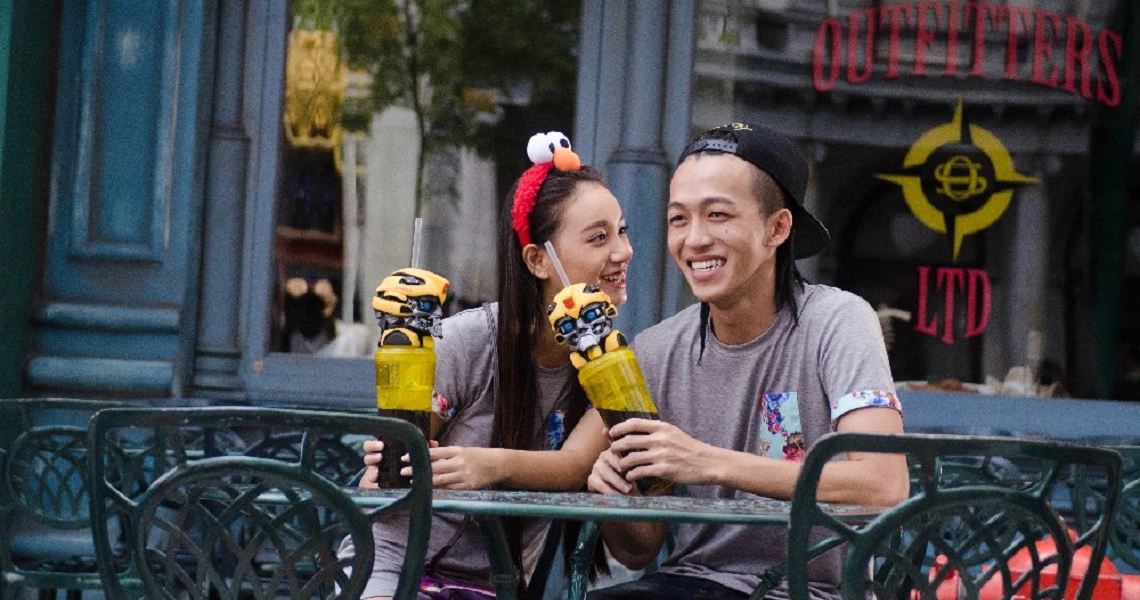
[791,206,829,259]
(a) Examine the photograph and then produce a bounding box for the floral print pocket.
[759,392,805,462]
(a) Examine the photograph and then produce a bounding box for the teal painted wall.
[0,0,54,399]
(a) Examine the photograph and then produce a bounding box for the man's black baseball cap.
[677,122,829,259]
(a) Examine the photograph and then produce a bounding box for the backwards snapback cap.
[678,123,829,259]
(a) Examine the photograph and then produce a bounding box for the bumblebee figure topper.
[373,268,450,348]
[547,283,629,369]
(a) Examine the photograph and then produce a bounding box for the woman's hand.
[359,439,384,489]
[422,446,504,490]
[358,438,438,489]
[587,428,636,495]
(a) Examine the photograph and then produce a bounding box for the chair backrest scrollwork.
[1071,444,1140,573]
[0,398,127,594]
[88,406,432,600]
[787,432,1123,600]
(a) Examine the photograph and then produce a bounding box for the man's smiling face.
[666,153,789,309]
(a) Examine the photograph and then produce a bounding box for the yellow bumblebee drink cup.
[374,346,435,488]
[577,349,674,495]
[543,242,674,495]
[373,259,449,488]
[578,348,657,424]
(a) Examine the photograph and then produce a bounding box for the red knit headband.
[511,163,554,247]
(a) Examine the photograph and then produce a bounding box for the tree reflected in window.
[273,0,580,357]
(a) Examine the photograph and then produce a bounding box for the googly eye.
[527,132,555,164]
[546,131,571,154]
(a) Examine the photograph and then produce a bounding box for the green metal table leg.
[475,516,520,600]
[568,520,600,600]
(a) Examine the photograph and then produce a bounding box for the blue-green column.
[1090,0,1140,397]
[606,0,670,336]
[0,0,53,399]
[575,0,695,337]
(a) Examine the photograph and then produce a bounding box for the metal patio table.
[256,487,881,600]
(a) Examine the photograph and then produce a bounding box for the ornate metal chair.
[786,432,1123,600]
[0,398,135,600]
[1071,444,1140,573]
[88,406,432,600]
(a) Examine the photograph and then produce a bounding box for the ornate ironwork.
[135,461,365,599]
[7,429,89,526]
[246,432,364,486]
[0,399,133,598]
[786,433,1123,600]
[1071,445,1140,571]
[88,407,432,600]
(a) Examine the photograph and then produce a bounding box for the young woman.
[341,132,632,599]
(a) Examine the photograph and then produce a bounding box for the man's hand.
[423,446,503,490]
[587,428,636,495]
[590,426,668,570]
[609,418,717,486]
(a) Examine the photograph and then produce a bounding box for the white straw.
[543,241,572,288]
[410,218,424,269]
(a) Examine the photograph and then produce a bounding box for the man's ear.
[767,208,793,248]
[522,244,550,280]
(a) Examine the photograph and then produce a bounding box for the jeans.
[586,573,749,600]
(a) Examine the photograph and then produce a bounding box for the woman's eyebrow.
[579,219,609,233]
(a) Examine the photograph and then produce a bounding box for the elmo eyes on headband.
[511,131,581,247]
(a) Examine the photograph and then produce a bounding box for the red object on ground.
[915,537,1140,599]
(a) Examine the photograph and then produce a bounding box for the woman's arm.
[428,409,608,491]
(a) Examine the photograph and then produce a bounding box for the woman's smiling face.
[544,181,632,306]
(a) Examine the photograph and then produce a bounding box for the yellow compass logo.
[875,101,1038,261]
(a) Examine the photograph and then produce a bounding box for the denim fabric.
[586,573,748,600]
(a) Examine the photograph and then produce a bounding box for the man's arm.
[611,407,907,506]
[587,435,668,570]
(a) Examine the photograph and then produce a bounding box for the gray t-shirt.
[341,304,578,597]
[630,284,901,598]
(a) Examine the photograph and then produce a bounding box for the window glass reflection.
[692,0,1139,399]
[272,0,580,357]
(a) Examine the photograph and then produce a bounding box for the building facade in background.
[1,0,1138,404]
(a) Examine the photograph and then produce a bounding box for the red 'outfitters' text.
[916,266,992,345]
[813,2,1123,107]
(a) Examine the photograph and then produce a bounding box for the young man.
[586,123,908,600]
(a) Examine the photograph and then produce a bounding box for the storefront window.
[692,0,1140,399]
[270,0,580,358]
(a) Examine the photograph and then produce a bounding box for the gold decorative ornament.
[283,28,345,154]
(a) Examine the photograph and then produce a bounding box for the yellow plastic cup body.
[375,346,436,413]
[578,347,673,495]
[577,348,659,421]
